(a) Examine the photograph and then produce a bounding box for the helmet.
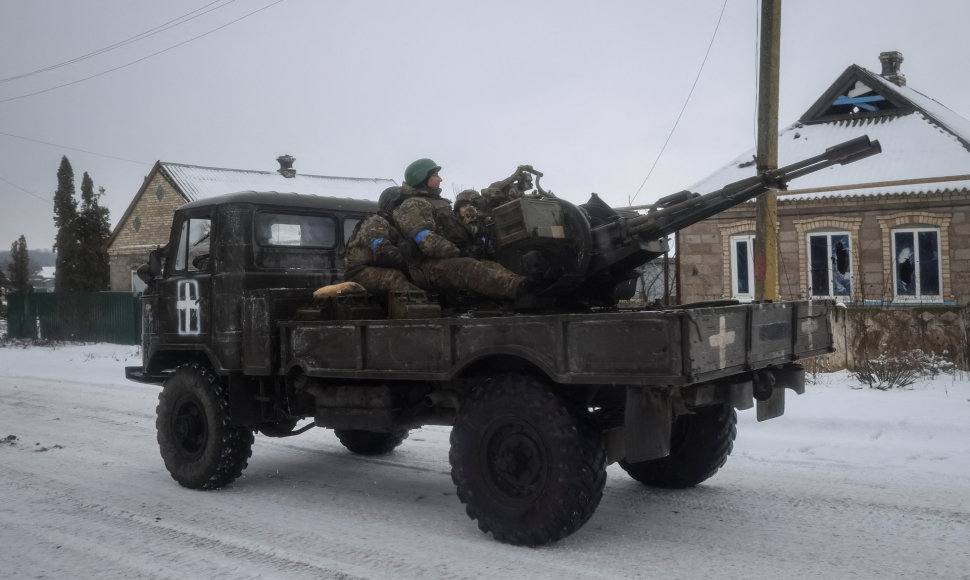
[378,186,402,212]
[455,189,481,204]
[454,189,482,211]
[404,158,441,187]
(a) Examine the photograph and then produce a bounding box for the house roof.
[158,163,396,202]
[688,62,970,201]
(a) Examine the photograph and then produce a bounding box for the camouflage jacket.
[393,185,477,259]
[344,212,410,274]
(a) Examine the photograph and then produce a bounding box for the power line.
[0,130,149,165]
[0,174,52,205]
[0,0,239,85]
[630,0,729,205]
[0,0,285,104]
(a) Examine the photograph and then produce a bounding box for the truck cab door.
[158,214,212,344]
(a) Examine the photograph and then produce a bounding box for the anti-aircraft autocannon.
[484,135,882,308]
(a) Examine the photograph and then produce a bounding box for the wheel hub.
[173,399,207,456]
[484,422,548,502]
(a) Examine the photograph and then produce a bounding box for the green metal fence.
[5,291,142,345]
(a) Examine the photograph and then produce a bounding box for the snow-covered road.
[2,344,969,579]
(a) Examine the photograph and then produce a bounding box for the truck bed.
[279,300,834,386]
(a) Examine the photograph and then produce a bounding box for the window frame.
[729,233,756,302]
[891,226,942,303]
[806,230,852,299]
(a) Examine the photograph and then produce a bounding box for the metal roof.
[159,163,396,203]
[178,191,378,213]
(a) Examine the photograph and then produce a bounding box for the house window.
[808,232,851,298]
[729,234,755,300]
[892,228,941,301]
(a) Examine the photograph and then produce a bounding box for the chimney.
[878,51,906,86]
[276,154,296,178]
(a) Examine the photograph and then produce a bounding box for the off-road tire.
[449,374,606,546]
[156,363,254,489]
[333,429,409,455]
[619,403,736,489]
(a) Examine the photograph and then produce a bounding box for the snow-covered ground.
[1,342,968,579]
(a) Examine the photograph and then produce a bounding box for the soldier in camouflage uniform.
[393,158,525,299]
[454,189,486,237]
[343,186,423,294]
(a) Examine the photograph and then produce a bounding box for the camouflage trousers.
[346,266,423,294]
[409,258,524,299]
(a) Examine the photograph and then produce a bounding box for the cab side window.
[173,217,212,272]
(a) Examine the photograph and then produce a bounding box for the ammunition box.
[492,198,565,248]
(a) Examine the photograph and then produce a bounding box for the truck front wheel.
[156,363,254,489]
[619,403,736,489]
[333,429,408,455]
[449,375,606,546]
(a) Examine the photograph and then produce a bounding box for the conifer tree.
[53,156,80,292]
[76,172,111,291]
[8,235,32,293]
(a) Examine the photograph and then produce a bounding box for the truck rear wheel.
[333,429,408,455]
[619,403,736,489]
[449,375,606,546]
[156,363,254,489]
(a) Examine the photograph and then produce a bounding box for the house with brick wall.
[106,156,395,292]
[676,52,970,368]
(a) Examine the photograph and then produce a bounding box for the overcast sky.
[2,0,969,251]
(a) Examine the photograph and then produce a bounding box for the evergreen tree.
[53,156,80,292]
[75,172,111,291]
[8,235,32,293]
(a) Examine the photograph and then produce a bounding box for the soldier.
[453,189,489,258]
[454,189,485,231]
[343,186,424,294]
[393,158,526,299]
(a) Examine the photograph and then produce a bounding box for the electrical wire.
[0,0,285,104]
[0,174,52,205]
[630,0,729,205]
[0,0,239,85]
[0,130,149,165]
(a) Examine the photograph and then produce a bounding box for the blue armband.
[369,237,386,250]
[414,230,431,243]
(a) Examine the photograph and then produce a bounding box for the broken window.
[893,228,941,301]
[808,232,851,298]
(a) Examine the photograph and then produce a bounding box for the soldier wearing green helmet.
[392,158,526,299]
[404,158,442,188]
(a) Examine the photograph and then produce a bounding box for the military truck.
[127,136,880,546]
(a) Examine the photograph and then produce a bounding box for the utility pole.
[755,0,781,301]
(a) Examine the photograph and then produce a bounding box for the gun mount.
[489,135,882,308]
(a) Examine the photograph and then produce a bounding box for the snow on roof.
[688,67,970,202]
[160,163,396,203]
